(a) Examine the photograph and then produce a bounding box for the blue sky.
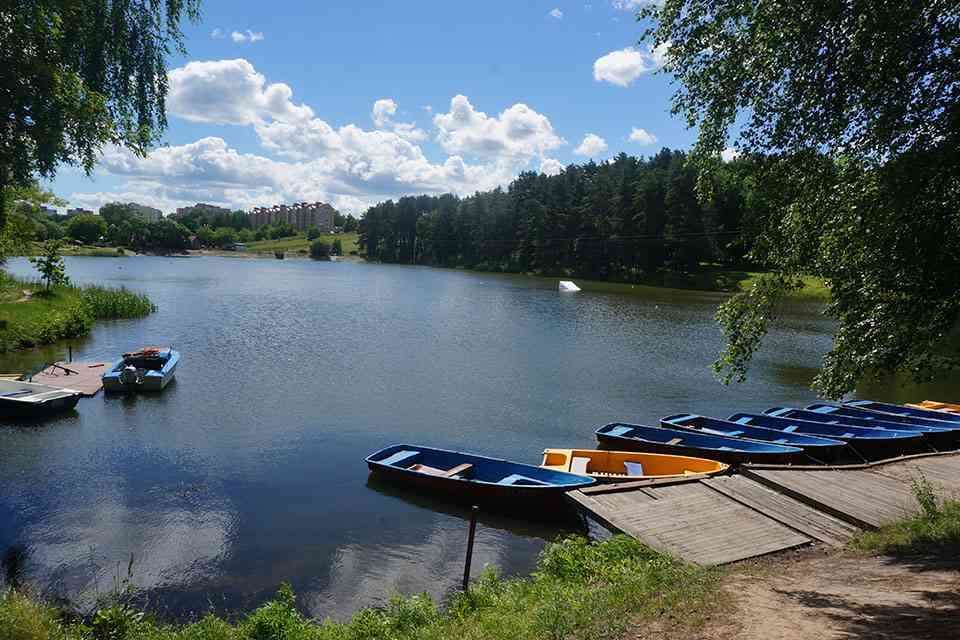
[50,1,698,215]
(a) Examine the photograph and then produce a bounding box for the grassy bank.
[0,273,155,351]
[26,242,130,257]
[851,476,960,554]
[0,535,719,640]
[245,233,359,256]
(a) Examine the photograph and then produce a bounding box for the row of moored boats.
[366,399,960,502]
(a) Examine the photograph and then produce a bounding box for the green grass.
[245,233,359,256]
[0,273,156,352]
[851,475,960,554]
[26,242,129,257]
[0,536,719,640]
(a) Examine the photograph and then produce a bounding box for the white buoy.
[558,280,581,292]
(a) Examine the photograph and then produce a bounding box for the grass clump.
[79,286,155,320]
[0,535,719,640]
[852,475,960,554]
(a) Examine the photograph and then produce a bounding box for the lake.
[0,255,941,620]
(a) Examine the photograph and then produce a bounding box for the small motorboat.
[365,444,595,502]
[595,423,804,465]
[768,406,958,450]
[661,414,848,461]
[0,379,81,418]
[845,400,960,424]
[102,347,180,393]
[728,412,925,460]
[540,448,728,482]
[909,400,960,414]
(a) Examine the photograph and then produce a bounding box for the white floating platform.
[558,280,581,292]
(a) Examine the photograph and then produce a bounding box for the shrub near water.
[80,286,155,320]
[0,536,718,640]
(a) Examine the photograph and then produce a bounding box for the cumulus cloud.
[210,27,224,39]
[549,8,564,19]
[574,134,608,157]
[593,43,669,86]
[629,127,658,145]
[539,158,564,176]
[168,59,313,126]
[371,98,427,141]
[231,29,264,43]
[433,95,564,161]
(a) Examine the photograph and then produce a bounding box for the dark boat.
[804,403,960,431]
[727,412,925,460]
[595,423,804,465]
[844,400,960,425]
[661,413,848,461]
[768,406,957,450]
[0,379,81,418]
[102,347,179,393]
[365,444,595,503]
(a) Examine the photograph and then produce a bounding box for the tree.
[644,1,960,397]
[306,226,321,240]
[343,216,358,233]
[270,222,296,239]
[147,219,190,252]
[213,226,237,248]
[66,214,107,244]
[0,1,199,227]
[196,225,216,247]
[29,240,68,291]
[331,238,342,256]
[99,203,138,227]
[310,239,331,260]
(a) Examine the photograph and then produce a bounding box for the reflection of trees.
[2,544,27,590]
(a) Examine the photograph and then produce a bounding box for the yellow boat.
[540,448,728,482]
[909,400,960,414]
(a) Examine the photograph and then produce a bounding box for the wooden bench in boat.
[409,462,474,478]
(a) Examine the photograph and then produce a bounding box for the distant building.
[39,205,58,217]
[248,202,337,232]
[128,203,163,221]
[66,207,94,217]
[171,203,232,220]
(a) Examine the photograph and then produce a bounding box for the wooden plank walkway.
[28,361,108,396]
[568,453,960,565]
[568,479,811,565]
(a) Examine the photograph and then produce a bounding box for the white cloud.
[422,105,433,113]
[549,8,564,19]
[721,147,741,162]
[433,94,564,161]
[539,158,564,176]
[371,98,427,141]
[593,44,668,86]
[168,59,314,125]
[612,0,663,9]
[574,133,608,157]
[629,127,658,145]
[372,99,397,127]
[210,27,224,39]
[231,29,264,44]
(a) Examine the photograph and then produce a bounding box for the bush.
[310,239,331,260]
[66,214,107,244]
[80,285,156,319]
[306,226,321,240]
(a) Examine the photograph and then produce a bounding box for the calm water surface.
[0,256,944,620]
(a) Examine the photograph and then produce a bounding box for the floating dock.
[28,361,109,396]
[567,452,960,565]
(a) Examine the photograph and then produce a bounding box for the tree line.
[359,149,760,281]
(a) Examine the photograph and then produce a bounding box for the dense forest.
[359,149,762,282]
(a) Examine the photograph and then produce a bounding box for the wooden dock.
[28,361,109,396]
[567,452,960,565]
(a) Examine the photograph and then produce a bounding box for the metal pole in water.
[462,505,478,591]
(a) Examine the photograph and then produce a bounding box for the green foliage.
[310,240,331,260]
[0,1,200,228]
[852,476,960,554]
[212,227,238,249]
[342,216,358,233]
[331,239,342,256]
[66,215,107,244]
[644,2,960,397]
[28,240,68,290]
[80,286,155,319]
[0,536,718,640]
[306,226,321,240]
[269,222,297,239]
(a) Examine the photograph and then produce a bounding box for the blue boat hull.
[782,406,960,449]
[845,400,960,424]
[102,349,180,393]
[366,444,595,504]
[595,423,805,465]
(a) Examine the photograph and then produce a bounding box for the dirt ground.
[637,546,960,640]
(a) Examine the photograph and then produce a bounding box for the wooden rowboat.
[540,448,728,482]
[365,444,595,502]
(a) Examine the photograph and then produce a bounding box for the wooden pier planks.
[701,474,858,547]
[568,479,811,565]
[742,467,917,529]
[29,361,108,396]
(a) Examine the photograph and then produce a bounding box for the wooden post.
[68,345,72,363]
[462,505,478,591]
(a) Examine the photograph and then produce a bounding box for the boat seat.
[380,450,420,466]
[410,463,474,478]
[605,426,632,437]
[623,461,645,477]
[783,425,799,433]
[666,437,683,445]
[497,474,549,486]
[570,457,591,474]
[703,427,741,437]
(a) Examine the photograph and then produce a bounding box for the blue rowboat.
[804,403,960,431]
[365,444,595,502]
[769,406,957,450]
[595,423,804,465]
[661,414,848,460]
[844,400,960,425]
[102,347,179,393]
[727,412,925,460]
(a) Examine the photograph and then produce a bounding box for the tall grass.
[0,535,719,640]
[79,286,155,319]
